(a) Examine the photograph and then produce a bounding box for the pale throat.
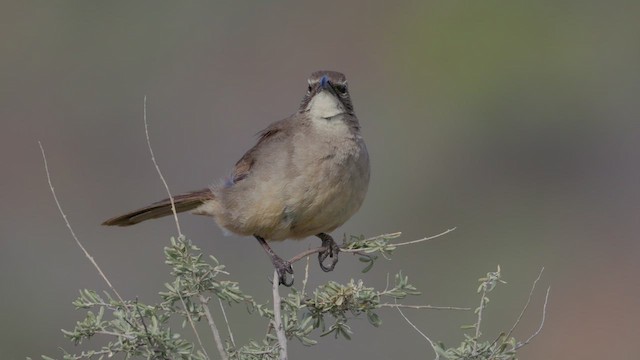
[307,91,345,119]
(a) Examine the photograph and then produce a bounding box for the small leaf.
[366,311,382,327]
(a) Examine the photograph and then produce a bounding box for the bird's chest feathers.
[309,113,351,137]
[295,115,359,174]
[287,116,365,223]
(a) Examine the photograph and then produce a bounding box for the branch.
[515,286,551,349]
[506,267,544,340]
[391,227,456,247]
[287,228,456,266]
[380,303,470,311]
[143,96,183,237]
[199,294,229,360]
[219,298,236,349]
[301,253,311,297]
[272,270,288,360]
[473,287,488,353]
[145,97,226,359]
[178,281,210,360]
[39,142,125,304]
[395,300,440,360]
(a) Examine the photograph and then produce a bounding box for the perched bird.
[103,71,370,286]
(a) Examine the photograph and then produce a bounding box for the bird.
[102,71,370,286]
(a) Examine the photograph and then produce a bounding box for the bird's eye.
[307,84,313,93]
[335,84,348,95]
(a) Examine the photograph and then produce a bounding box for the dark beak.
[320,75,330,89]
[319,75,339,98]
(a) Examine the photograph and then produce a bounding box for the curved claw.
[319,251,339,272]
[255,235,294,286]
[317,234,340,272]
[273,257,294,287]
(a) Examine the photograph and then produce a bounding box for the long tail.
[102,189,214,226]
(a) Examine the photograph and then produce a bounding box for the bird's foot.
[272,256,294,287]
[317,233,340,272]
[255,235,294,286]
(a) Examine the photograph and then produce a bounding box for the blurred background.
[2,1,639,359]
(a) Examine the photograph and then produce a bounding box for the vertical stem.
[473,288,487,354]
[143,96,183,237]
[272,270,288,360]
[199,294,229,360]
[177,282,209,360]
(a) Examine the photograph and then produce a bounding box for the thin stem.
[380,303,470,311]
[392,227,456,247]
[506,267,545,340]
[143,96,183,237]
[287,228,456,265]
[39,142,125,304]
[301,253,311,298]
[395,300,439,360]
[177,282,210,360]
[272,269,288,360]
[288,247,327,264]
[219,298,236,348]
[199,294,228,360]
[473,287,488,353]
[516,286,551,349]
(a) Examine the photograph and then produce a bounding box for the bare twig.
[219,298,236,348]
[39,142,125,304]
[391,227,456,247]
[199,294,229,360]
[473,286,488,353]
[143,96,183,237]
[301,253,311,297]
[380,303,470,311]
[177,281,210,360]
[272,270,288,360]
[143,97,214,355]
[286,244,378,264]
[516,286,551,349]
[288,247,328,265]
[395,300,440,360]
[506,267,545,340]
[287,228,456,265]
[134,301,156,349]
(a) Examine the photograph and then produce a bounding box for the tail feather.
[102,189,214,226]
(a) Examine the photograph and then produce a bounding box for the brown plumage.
[102,189,214,226]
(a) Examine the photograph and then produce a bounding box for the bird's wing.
[231,118,291,184]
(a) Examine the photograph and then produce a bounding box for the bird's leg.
[255,235,294,286]
[316,232,340,272]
